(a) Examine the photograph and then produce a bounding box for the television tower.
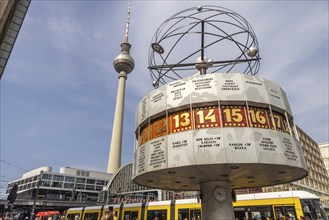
[107,0,134,173]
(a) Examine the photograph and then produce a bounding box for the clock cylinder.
[132,72,308,191]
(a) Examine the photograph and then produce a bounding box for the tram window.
[250,206,273,220]
[123,211,138,220]
[284,206,297,220]
[67,214,79,220]
[189,209,201,220]
[131,212,138,220]
[234,207,250,220]
[301,199,326,220]
[178,209,189,220]
[274,206,297,220]
[146,210,167,220]
[178,209,201,220]
[124,211,131,220]
[84,213,98,220]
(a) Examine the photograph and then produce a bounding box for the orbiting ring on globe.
[148,5,261,87]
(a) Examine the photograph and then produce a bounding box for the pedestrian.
[101,211,116,220]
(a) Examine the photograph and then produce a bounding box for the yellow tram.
[66,191,327,220]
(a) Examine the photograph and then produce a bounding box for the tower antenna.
[124,0,131,43]
[107,0,135,174]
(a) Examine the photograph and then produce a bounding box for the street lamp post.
[31,171,43,220]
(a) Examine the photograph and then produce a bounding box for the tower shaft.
[107,72,127,173]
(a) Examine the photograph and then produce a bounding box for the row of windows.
[298,176,329,193]
[39,181,104,191]
[76,170,90,177]
[41,174,107,185]
[8,176,38,187]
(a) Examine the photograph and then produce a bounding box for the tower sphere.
[113,52,135,74]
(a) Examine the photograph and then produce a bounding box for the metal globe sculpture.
[149,5,260,87]
[134,5,307,219]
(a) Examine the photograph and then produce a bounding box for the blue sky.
[0,1,328,198]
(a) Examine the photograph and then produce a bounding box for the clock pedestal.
[200,181,234,220]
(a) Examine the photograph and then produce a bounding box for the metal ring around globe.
[148,5,260,86]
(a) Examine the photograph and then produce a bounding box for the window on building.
[43,173,52,180]
[86,185,95,191]
[42,181,51,187]
[96,180,105,185]
[65,176,75,182]
[77,178,86,184]
[64,183,75,189]
[52,181,63,188]
[87,179,95,184]
[53,175,64,181]
[95,186,103,191]
[76,184,85,190]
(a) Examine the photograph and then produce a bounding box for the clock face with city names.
[213,186,227,202]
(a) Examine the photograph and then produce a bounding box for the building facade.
[5,166,112,203]
[319,142,329,175]
[262,127,329,210]
[0,0,31,79]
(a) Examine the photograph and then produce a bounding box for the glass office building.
[5,166,111,202]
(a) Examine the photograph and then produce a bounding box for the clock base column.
[200,181,234,220]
